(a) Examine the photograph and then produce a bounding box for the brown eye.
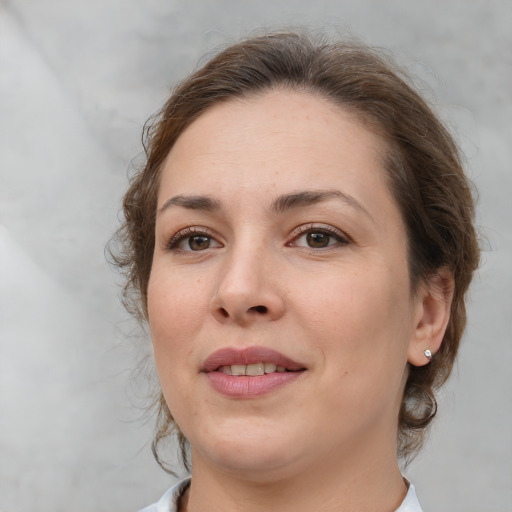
[169,229,223,252]
[306,232,331,248]
[188,235,211,251]
[291,226,349,250]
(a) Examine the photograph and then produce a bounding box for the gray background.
[1,1,511,511]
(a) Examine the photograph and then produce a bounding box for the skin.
[148,90,452,512]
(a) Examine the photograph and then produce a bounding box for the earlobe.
[408,268,455,367]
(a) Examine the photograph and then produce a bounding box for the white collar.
[142,476,423,512]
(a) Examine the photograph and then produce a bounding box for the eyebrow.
[158,189,373,222]
[271,189,374,222]
[158,194,222,215]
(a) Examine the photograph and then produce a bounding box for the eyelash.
[166,223,350,253]
[167,227,220,251]
[288,224,351,249]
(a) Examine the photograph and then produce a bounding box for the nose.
[210,243,285,326]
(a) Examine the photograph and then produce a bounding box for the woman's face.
[148,90,426,480]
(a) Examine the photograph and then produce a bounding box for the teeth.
[246,362,264,376]
[218,362,288,376]
[264,362,277,373]
[230,364,246,376]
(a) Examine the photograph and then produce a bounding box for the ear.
[408,268,455,366]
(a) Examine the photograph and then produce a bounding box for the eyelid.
[167,226,222,251]
[287,223,351,247]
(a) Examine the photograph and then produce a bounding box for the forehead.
[158,90,391,207]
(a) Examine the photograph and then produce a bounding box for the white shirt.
[139,477,423,512]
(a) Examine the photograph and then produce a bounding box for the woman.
[113,31,479,512]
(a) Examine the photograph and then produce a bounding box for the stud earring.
[424,349,432,361]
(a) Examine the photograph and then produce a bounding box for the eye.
[183,235,217,251]
[290,225,349,249]
[168,228,223,252]
[303,232,335,248]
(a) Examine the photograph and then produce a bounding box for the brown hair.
[111,30,479,469]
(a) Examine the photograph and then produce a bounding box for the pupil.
[307,232,329,248]
[189,236,210,250]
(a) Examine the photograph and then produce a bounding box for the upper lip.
[201,346,306,372]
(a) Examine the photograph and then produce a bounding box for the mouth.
[201,346,306,374]
[201,346,306,398]
[218,362,294,376]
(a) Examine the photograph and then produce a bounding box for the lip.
[201,346,306,398]
[201,346,305,372]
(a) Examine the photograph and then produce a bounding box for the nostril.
[251,305,268,314]
[219,307,229,318]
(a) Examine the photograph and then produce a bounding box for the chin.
[190,421,303,480]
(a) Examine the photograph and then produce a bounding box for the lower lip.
[205,371,304,398]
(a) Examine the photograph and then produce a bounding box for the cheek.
[147,269,209,372]
[147,274,203,417]
[296,262,413,371]
[298,261,410,329]
[149,264,204,329]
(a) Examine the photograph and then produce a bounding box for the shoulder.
[137,478,191,512]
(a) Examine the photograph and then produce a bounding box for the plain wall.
[1,1,511,511]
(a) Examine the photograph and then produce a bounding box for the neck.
[182,440,406,512]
